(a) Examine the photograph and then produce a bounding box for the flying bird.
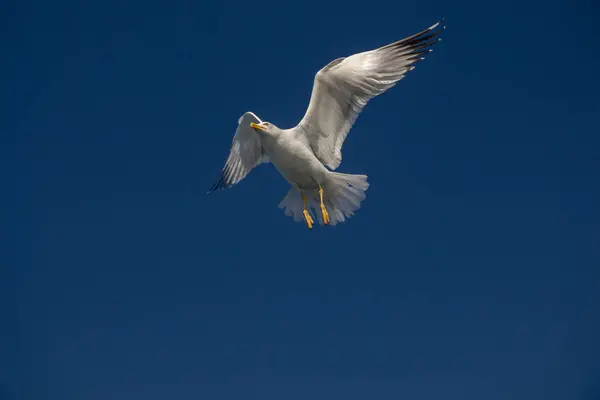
[208,21,444,229]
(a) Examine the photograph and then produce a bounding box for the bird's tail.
[278,172,369,226]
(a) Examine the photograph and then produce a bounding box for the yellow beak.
[250,122,266,131]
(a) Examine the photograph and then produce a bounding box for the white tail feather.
[278,172,369,226]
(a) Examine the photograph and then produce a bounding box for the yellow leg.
[301,192,314,230]
[319,186,330,225]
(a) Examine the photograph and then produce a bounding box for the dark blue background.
[3,0,600,398]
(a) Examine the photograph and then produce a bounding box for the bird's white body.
[258,128,370,225]
[208,21,443,228]
[261,129,329,191]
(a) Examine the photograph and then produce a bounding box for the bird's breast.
[264,136,327,189]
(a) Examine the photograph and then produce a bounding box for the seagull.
[208,21,444,229]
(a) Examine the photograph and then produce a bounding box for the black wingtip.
[429,19,446,36]
[206,170,230,194]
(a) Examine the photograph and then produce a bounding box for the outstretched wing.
[207,112,268,193]
[296,21,444,170]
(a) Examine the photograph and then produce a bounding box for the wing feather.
[296,21,444,170]
[208,112,267,193]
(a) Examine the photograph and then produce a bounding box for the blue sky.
[3,0,600,398]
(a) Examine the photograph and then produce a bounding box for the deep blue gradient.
[3,0,600,398]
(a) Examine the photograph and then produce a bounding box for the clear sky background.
[3,0,600,398]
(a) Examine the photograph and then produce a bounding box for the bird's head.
[250,121,278,136]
